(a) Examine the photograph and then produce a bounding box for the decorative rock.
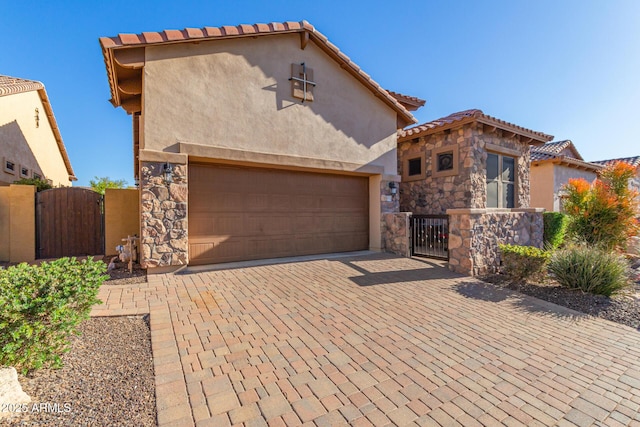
[0,367,31,419]
[169,184,187,203]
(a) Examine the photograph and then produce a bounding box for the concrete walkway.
[91,252,640,426]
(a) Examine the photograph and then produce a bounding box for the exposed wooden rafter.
[299,31,310,50]
[114,48,145,69]
[118,78,142,95]
[121,97,141,114]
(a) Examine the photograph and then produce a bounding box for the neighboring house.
[99,21,416,270]
[530,140,602,212]
[397,109,553,275]
[592,156,640,201]
[0,75,76,186]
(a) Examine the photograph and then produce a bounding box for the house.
[397,109,553,275]
[529,140,602,212]
[0,75,76,186]
[592,156,640,201]
[99,21,417,271]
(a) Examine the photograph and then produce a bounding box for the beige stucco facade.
[0,90,72,187]
[142,34,398,175]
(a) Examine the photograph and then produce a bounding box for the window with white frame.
[486,152,516,208]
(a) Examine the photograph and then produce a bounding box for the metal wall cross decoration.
[289,62,316,103]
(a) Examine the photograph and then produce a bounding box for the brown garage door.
[189,163,369,265]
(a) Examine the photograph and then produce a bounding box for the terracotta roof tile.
[399,109,553,143]
[530,140,583,161]
[99,20,416,126]
[0,75,44,96]
[386,90,426,111]
[592,156,640,169]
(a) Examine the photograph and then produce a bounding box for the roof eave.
[36,88,76,181]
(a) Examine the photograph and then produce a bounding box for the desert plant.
[547,244,632,296]
[543,212,569,249]
[89,176,128,195]
[13,177,52,192]
[499,244,550,282]
[0,257,106,374]
[562,162,640,250]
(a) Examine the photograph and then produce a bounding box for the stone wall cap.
[512,208,545,213]
[447,208,544,215]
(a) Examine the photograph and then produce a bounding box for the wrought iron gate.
[411,215,449,260]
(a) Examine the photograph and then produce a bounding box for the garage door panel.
[189,164,369,265]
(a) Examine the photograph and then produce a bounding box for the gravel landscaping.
[481,270,640,330]
[7,316,156,427]
[104,258,147,286]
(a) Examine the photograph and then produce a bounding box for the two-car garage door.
[188,163,369,265]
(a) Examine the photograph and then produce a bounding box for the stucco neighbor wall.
[399,123,531,215]
[553,166,598,212]
[0,184,36,263]
[105,188,140,257]
[530,162,555,211]
[143,33,398,176]
[0,91,71,187]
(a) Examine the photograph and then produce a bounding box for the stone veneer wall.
[448,208,544,276]
[381,212,411,257]
[399,123,531,214]
[140,161,188,268]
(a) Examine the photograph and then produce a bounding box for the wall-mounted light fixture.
[163,162,173,184]
[389,181,398,195]
[34,108,39,128]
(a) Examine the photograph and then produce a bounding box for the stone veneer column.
[140,161,188,268]
[381,212,411,257]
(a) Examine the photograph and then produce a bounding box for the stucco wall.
[0,91,71,187]
[0,184,36,263]
[399,123,531,214]
[143,34,398,176]
[105,188,140,257]
[530,162,555,211]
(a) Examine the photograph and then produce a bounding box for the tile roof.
[386,90,426,111]
[530,140,583,161]
[0,75,44,97]
[591,156,640,169]
[99,20,416,126]
[0,75,76,181]
[399,109,553,143]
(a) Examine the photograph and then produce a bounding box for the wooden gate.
[36,188,104,259]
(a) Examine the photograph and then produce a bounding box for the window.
[437,152,454,172]
[4,159,15,175]
[487,152,516,208]
[33,172,42,180]
[402,152,426,181]
[408,158,422,176]
[431,144,459,178]
[20,166,30,178]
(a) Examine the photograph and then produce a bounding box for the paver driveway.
[92,252,640,426]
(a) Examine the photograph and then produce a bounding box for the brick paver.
[91,252,640,426]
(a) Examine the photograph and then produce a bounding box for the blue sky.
[2,1,639,186]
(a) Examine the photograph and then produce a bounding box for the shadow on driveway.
[453,280,588,323]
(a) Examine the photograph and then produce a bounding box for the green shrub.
[547,244,631,296]
[499,244,550,282]
[13,177,52,192]
[543,212,569,249]
[0,257,106,374]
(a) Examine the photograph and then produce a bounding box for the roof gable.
[399,109,553,144]
[99,20,416,127]
[0,75,76,181]
[531,140,583,161]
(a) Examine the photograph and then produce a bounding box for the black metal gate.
[411,215,449,260]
